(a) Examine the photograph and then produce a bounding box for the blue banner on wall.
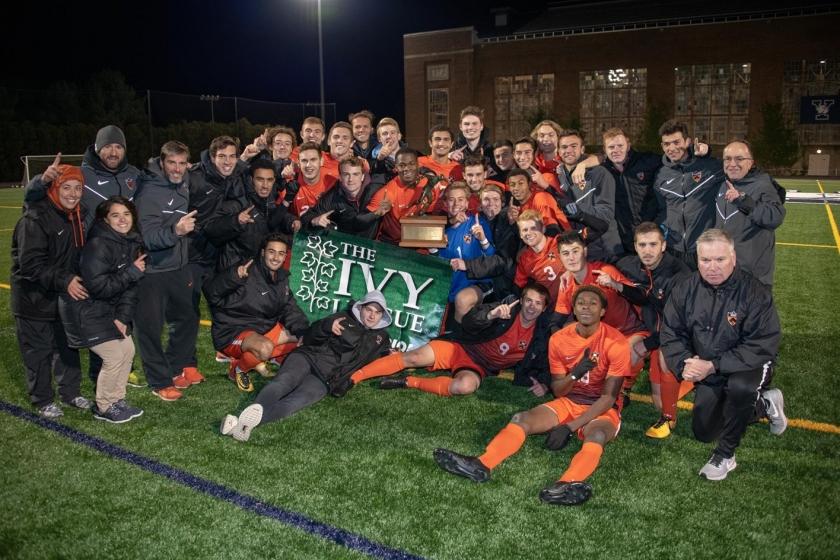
[800,96,840,124]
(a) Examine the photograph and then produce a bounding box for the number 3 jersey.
[548,322,631,408]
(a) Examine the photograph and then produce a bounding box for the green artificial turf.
[1,185,839,559]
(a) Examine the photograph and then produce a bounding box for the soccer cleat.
[539,481,593,506]
[699,453,737,481]
[181,366,205,385]
[379,376,408,390]
[235,370,254,393]
[215,351,232,363]
[38,403,64,419]
[645,415,676,439]
[152,386,183,402]
[126,370,146,388]
[94,403,138,424]
[63,396,93,410]
[433,448,491,483]
[762,388,787,435]
[232,404,263,442]
[220,414,238,436]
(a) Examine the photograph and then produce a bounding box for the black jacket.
[203,181,297,272]
[300,180,384,238]
[298,309,391,392]
[602,149,662,253]
[660,266,780,380]
[205,259,310,350]
[654,149,723,255]
[59,224,144,348]
[135,159,190,273]
[25,145,141,231]
[187,150,250,266]
[11,198,86,321]
[555,161,623,261]
[616,252,690,351]
[714,169,785,287]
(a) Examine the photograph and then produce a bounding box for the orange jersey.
[535,152,561,174]
[548,321,631,407]
[463,314,536,373]
[514,235,565,298]
[521,191,570,230]
[553,262,644,336]
[367,176,445,243]
[418,156,459,180]
[291,173,338,217]
[533,172,561,192]
[320,153,370,181]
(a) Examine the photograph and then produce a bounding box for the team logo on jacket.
[691,171,703,183]
[376,335,383,345]
[636,172,646,181]
[126,178,136,191]
[463,234,473,244]
[727,311,738,326]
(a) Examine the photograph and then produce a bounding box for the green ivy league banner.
[289,230,452,351]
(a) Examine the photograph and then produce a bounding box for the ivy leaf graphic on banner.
[301,269,315,283]
[321,262,337,278]
[296,285,313,301]
[300,251,317,268]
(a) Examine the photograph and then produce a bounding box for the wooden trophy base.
[399,215,448,248]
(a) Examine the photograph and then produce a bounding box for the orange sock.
[238,351,263,373]
[559,441,603,482]
[678,379,694,399]
[478,423,527,469]
[661,372,694,419]
[350,353,405,384]
[406,375,451,397]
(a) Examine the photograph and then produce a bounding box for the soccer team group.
[11,105,789,505]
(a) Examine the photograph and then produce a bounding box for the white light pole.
[317,0,325,122]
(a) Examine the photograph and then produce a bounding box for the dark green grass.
[1,188,839,559]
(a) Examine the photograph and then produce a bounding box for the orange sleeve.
[554,281,572,314]
[602,264,634,287]
[367,184,388,212]
[548,332,570,377]
[543,173,560,191]
[605,333,632,379]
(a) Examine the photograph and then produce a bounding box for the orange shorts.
[222,323,286,359]
[541,396,621,440]
[427,340,487,378]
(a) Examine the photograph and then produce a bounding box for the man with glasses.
[714,141,785,287]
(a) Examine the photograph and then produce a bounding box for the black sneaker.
[379,376,407,390]
[539,481,593,505]
[433,448,491,482]
[114,399,144,420]
[93,403,136,424]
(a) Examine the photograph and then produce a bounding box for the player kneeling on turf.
[434,285,630,506]
[220,290,392,442]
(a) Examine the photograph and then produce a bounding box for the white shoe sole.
[700,458,737,481]
[232,405,263,442]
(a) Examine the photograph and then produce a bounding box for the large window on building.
[674,63,750,145]
[782,59,840,145]
[579,68,647,142]
[428,88,449,130]
[494,74,554,140]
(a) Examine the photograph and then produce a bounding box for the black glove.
[544,424,573,451]
[563,202,581,220]
[569,348,596,381]
[330,376,354,398]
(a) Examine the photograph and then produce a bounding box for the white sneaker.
[232,404,263,442]
[762,388,788,435]
[699,453,737,481]
[220,414,238,436]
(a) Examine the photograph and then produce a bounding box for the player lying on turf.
[434,285,630,506]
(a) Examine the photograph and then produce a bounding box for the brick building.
[403,4,840,174]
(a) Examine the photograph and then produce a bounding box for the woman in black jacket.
[60,196,146,423]
[220,290,392,442]
[12,164,91,419]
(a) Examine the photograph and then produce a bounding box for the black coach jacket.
[602,149,662,253]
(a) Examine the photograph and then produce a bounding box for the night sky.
[7,0,537,126]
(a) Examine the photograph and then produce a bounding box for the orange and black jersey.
[554,262,645,336]
[518,191,570,233]
[463,314,535,373]
[367,176,446,244]
[418,156,460,181]
[514,235,565,302]
[290,173,339,217]
[549,321,631,408]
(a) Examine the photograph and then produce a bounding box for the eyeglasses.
[723,156,753,164]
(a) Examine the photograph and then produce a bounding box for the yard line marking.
[817,180,840,254]
[776,242,836,249]
[0,205,23,209]
[0,399,426,560]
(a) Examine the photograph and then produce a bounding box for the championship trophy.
[399,172,448,248]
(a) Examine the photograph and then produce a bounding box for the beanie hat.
[95,125,127,151]
[47,165,85,247]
